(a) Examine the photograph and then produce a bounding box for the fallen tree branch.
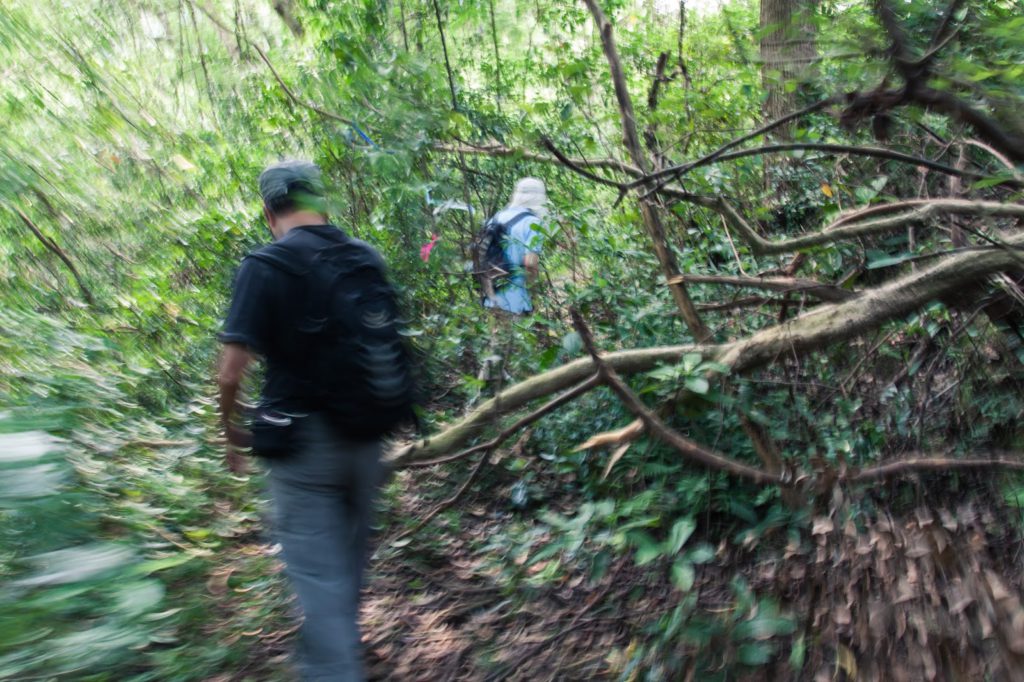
[388,347,700,466]
[570,309,782,485]
[826,199,1024,230]
[716,198,1024,255]
[402,374,602,468]
[670,273,856,303]
[393,231,1024,463]
[851,455,1024,482]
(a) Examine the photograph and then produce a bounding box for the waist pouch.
[250,409,307,458]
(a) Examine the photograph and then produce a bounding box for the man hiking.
[217,160,413,681]
[480,176,548,315]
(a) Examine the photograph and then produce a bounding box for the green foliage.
[2,0,1024,677]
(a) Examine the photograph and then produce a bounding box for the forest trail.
[204,452,1024,680]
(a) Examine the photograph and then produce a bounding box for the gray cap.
[258,160,326,214]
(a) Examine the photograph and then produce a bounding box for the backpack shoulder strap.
[502,209,536,233]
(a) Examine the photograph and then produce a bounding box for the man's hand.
[224,424,252,474]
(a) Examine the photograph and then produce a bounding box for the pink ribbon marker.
[420,233,440,262]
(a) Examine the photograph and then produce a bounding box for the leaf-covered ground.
[202,458,1024,680]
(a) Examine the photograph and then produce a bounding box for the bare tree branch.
[852,455,1024,482]
[582,0,710,341]
[671,273,856,303]
[539,138,627,189]
[631,96,840,196]
[432,142,642,178]
[401,375,602,469]
[638,142,985,195]
[252,43,355,126]
[716,198,1024,255]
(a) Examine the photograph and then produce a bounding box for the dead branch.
[633,96,839,197]
[539,138,627,189]
[432,142,642,178]
[570,308,782,485]
[14,207,95,306]
[852,455,1024,482]
[670,273,856,303]
[827,199,1022,230]
[697,297,781,312]
[640,143,984,195]
[716,198,1024,255]
[962,139,1024,182]
[389,346,700,466]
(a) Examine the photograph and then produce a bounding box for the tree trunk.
[759,0,817,136]
[272,0,304,38]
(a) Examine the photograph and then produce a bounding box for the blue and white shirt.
[483,208,544,314]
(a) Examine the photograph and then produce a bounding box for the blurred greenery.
[2,0,1024,678]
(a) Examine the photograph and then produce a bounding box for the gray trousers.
[266,413,383,682]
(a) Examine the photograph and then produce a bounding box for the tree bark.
[759,0,817,135]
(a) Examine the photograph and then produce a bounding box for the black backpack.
[474,209,535,295]
[251,228,417,440]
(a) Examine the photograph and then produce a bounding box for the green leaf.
[737,642,776,666]
[671,558,695,591]
[684,377,710,395]
[561,331,583,356]
[632,532,663,566]
[866,253,914,270]
[686,543,715,564]
[665,517,696,554]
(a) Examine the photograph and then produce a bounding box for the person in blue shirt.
[482,177,547,315]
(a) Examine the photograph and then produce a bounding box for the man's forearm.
[219,379,240,428]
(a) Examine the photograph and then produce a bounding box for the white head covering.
[507,177,549,219]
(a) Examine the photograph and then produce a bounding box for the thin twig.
[638,142,983,197]
[540,138,628,189]
[632,97,839,196]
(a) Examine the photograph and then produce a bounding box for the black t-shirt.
[219,224,346,407]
